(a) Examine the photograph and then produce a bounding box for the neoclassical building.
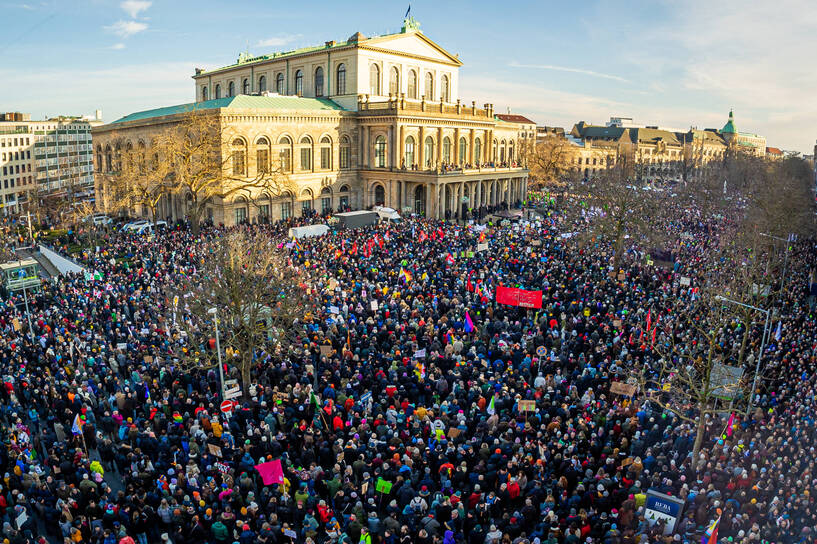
[92,17,529,225]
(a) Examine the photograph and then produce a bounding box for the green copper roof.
[112,95,345,124]
[721,109,737,134]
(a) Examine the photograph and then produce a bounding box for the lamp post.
[714,295,770,416]
[207,307,226,400]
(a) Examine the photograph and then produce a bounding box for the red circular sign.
[220,400,234,414]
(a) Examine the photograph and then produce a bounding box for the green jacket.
[211,521,229,541]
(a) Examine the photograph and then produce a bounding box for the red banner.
[495,285,543,309]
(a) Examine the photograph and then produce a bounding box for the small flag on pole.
[71,414,85,435]
[774,321,782,341]
[487,395,496,415]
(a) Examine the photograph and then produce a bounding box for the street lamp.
[207,307,226,400]
[714,295,770,416]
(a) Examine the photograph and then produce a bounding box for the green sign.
[375,477,392,494]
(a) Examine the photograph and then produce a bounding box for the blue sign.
[644,490,685,535]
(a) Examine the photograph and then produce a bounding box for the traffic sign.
[536,346,547,357]
[220,400,234,414]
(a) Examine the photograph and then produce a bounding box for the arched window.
[96,145,103,172]
[339,135,351,169]
[300,188,313,213]
[375,135,386,168]
[441,75,449,102]
[414,185,425,215]
[231,139,246,175]
[369,64,380,96]
[275,73,284,94]
[424,72,433,100]
[242,78,249,95]
[458,137,467,164]
[374,184,385,206]
[278,136,292,171]
[314,67,324,97]
[493,139,498,162]
[336,64,347,94]
[256,137,270,174]
[320,186,332,213]
[500,140,506,163]
[424,136,434,168]
[201,86,208,101]
[389,66,399,95]
[407,70,417,99]
[228,81,235,97]
[299,135,312,170]
[258,75,266,93]
[405,136,415,167]
[215,84,222,99]
[509,141,515,162]
[294,70,303,95]
[474,138,482,164]
[320,136,332,169]
[443,137,451,163]
[137,141,146,173]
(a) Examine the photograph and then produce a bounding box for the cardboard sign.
[12,319,22,332]
[143,355,153,364]
[618,272,625,281]
[208,444,223,457]
[610,382,637,396]
[446,427,462,439]
[518,400,536,412]
[320,345,333,357]
[613,319,622,328]
[679,276,691,286]
[476,243,489,252]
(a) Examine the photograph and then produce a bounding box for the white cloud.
[110,43,126,50]
[105,20,148,38]
[255,34,302,48]
[120,0,151,18]
[509,61,628,83]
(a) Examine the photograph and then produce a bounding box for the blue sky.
[2,0,815,153]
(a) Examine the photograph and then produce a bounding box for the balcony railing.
[358,95,494,118]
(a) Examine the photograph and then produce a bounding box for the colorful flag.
[702,516,720,544]
[487,396,496,415]
[71,414,85,435]
[311,391,320,409]
[646,310,652,332]
[255,459,285,486]
[401,267,413,283]
[446,253,455,265]
[774,321,782,341]
[464,311,475,333]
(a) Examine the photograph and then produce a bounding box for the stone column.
[311,139,316,173]
[399,125,405,168]
[454,128,461,165]
[469,129,475,166]
[484,129,490,163]
[418,126,425,169]
[437,127,443,168]
[425,182,433,217]
[361,126,368,169]
[389,125,395,169]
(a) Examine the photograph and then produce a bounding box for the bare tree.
[525,137,573,189]
[172,231,309,398]
[104,110,294,234]
[563,165,665,270]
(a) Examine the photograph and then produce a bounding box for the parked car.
[134,221,167,234]
[121,220,150,232]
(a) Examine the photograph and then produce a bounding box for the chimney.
[95,109,102,121]
[325,40,336,47]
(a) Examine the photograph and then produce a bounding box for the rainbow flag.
[71,414,85,435]
[401,267,413,283]
[702,516,720,544]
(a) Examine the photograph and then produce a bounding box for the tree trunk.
[691,414,707,473]
[241,359,251,401]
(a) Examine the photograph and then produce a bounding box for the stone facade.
[92,18,529,225]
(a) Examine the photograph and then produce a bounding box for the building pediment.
[363,32,462,66]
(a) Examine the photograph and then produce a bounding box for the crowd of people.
[0,197,814,544]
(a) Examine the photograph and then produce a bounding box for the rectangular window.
[302,199,312,213]
[280,149,291,171]
[321,147,330,169]
[340,146,350,169]
[232,150,245,175]
[234,207,247,224]
[259,204,269,218]
[321,197,331,213]
[339,195,349,209]
[300,147,311,170]
[257,149,269,174]
[281,201,292,219]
